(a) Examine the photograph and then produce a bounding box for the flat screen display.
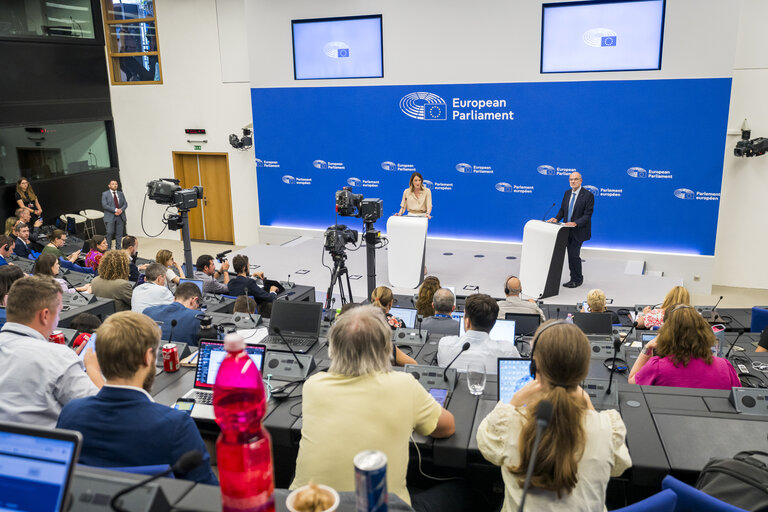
[461,319,516,342]
[292,15,383,80]
[390,307,417,328]
[498,358,533,404]
[541,0,665,73]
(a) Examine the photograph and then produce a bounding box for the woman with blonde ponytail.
[477,321,631,511]
[370,286,417,366]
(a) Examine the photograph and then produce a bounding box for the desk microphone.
[518,400,553,512]
[712,295,724,312]
[541,202,556,221]
[443,342,470,382]
[168,319,177,344]
[272,326,304,369]
[109,450,203,512]
[417,314,424,340]
[724,328,746,360]
[241,288,256,325]
[286,273,294,289]
[606,337,622,396]
[555,307,561,319]
[61,273,91,304]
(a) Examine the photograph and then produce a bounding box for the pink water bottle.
[213,333,275,512]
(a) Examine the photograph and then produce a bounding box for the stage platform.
[232,233,682,308]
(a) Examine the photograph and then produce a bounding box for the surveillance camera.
[228,127,253,150]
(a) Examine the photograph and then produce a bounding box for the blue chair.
[80,463,174,478]
[612,489,677,511]
[662,475,748,512]
[750,306,768,333]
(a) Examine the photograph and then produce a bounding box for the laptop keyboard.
[194,391,213,405]
[265,335,315,347]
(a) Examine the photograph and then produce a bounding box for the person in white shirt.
[131,263,174,313]
[437,293,519,374]
[476,321,631,512]
[0,275,103,427]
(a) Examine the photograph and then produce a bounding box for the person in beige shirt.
[477,321,631,512]
[90,250,133,312]
[290,305,455,505]
[396,171,432,218]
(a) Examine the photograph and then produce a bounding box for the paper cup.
[286,484,340,512]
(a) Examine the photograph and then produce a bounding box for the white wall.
[713,0,768,289]
[109,0,260,245]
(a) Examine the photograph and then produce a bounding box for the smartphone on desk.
[173,398,195,415]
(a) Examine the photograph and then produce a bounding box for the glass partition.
[0,0,96,40]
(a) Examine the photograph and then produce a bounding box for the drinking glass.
[466,362,487,396]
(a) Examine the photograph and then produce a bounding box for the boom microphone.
[168,319,177,343]
[443,342,471,382]
[541,202,556,221]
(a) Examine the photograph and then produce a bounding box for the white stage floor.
[232,233,682,307]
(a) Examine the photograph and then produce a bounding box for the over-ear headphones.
[504,275,522,295]
[529,320,569,379]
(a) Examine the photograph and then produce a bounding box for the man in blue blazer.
[101,179,127,250]
[56,311,217,485]
[548,172,594,288]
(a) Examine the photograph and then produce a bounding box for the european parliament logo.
[347,177,362,187]
[674,188,695,200]
[254,158,264,168]
[381,161,397,171]
[400,92,447,121]
[537,165,556,176]
[313,160,328,169]
[323,41,350,59]
[423,180,434,189]
[456,163,473,174]
[583,28,618,48]
[584,185,599,195]
[495,182,514,193]
[282,175,296,185]
[627,167,648,178]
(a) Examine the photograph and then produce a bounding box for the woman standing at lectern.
[396,172,432,218]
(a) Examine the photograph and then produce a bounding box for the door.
[172,152,234,243]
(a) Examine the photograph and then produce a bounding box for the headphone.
[504,275,523,295]
[529,320,570,378]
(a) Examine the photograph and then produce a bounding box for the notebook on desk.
[0,421,82,512]
[181,340,266,421]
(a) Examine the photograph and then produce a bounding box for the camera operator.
[193,254,230,294]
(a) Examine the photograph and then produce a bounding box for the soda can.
[49,330,66,345]
[162,343,180,372]
[354,450,387,512]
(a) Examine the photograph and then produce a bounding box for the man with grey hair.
[421,288,460,336]
[497,275,546,322]
[292,305,455,506]
[131,263,174,313]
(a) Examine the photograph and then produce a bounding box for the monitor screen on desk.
[461,319,516,342]
[179,278,204,294]
[390,307,417,328]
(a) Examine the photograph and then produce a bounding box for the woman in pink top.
[629,305,741,390]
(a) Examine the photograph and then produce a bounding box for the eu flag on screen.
[601,36,617,47]
[338,48,349,57]
[423,104,447,120]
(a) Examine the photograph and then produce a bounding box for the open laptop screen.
[194,341,266,389]
[390,307,417,328]
[461,319,516,342]
[498,358,533,404]
[269,301,323,336]
[179,278,204,294]
[0,422,81,512]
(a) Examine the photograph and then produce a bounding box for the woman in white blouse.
[477,321,631,512]
[396,172,432,218]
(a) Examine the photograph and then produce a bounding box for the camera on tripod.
[324,225,358,255]
[335,187,383,223]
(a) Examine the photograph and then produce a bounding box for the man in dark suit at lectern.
[547,172,594,288]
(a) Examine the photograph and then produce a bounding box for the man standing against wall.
[102,180,127,250]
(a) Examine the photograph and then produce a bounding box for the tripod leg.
[325,258,341,310]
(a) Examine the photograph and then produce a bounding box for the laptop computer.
[573,312,613,335]
[390,307,418,328]
[179,278,204,294]
[461,319,516,343]
[504,312,541,336]
[262,301,323,353]
[181,340,266,420]
[0,421,82,512]
[497,358,533,404]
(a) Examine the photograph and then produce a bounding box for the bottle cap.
[223,332,245,352]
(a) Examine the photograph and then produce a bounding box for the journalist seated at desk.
[12,222,39,259]
[582,289,621,325]
[628,304,741,390]
[227,254,278,307]
[56,312,218,484]
[477,321,631,512]
[437,293,519,374]
[90,250,134,312]
[291,305,455,508]
[0,265,25,328]
[635,285,690,330]
[131,263,174,313]
[143,282,203,346]
[420,288,460,336]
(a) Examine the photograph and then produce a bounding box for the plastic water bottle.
[213,333,275,512]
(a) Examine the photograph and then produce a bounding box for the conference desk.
[58,296,116,326]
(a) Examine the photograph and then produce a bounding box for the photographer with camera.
[193,253,230,294]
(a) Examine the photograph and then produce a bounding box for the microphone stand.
[541,202,556,221]
[606,338,622,395]
[443,342,471,382]
[61,273,91,304]
[724,329,746,360]
[518,401,553,512]
[417,315,423,341]
[273,326,304,369]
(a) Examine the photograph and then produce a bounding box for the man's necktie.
[567,193,576,223]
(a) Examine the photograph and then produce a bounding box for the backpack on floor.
[695,450,768,512]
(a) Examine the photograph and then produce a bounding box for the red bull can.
[49,330,66,345]
[162,343,179,372]
[354,450,387,512]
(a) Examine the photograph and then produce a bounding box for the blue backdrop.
[251,78,731,255]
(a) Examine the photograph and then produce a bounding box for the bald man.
[497,276,546,322]
[548,172,594,288]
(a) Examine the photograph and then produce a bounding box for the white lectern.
[386,215,428,289]
[520,220,570,299]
